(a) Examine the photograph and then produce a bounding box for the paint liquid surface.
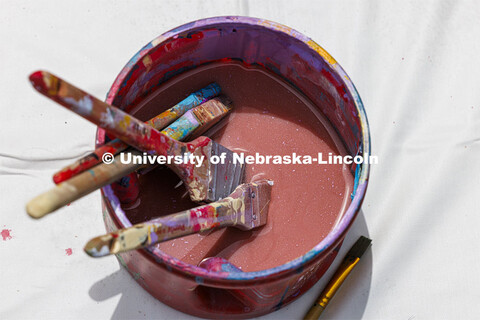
[125,62,354,272]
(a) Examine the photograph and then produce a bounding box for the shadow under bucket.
[96,16,370,319]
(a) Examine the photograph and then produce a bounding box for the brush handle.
[84,180,270,257]
[84,196,245,257]
[29,71,211,178]
[26,151,142,218]
[25,98,230,218]
[52,83,221,184]
[51,110,200,185]
[303,256,361,320]
[161,109,201,141]
[52,138,127,184]
[146,83,220,133]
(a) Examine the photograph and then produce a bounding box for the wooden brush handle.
[29,71,210,176]
[52,138,127,184]
[26,110,208,219]
[84,197,244,257]
[51,119,195,185]
[26,151,141,218]
[26,96,232,218]
[52,83,221,184]
[145,83,220,133]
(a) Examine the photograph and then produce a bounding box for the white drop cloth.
[1,1,479,319]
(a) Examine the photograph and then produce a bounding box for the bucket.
[96,16,370,318]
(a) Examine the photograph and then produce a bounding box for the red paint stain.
[53,142,124,184]
[29,71,48,92]
[1,229,12,241]
[65,248,73,256]
[53,169,74,184]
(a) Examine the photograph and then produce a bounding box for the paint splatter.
[65,248,73,256]
[1,229,12,241]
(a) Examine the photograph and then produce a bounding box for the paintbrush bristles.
[346,236,372,259]
[228,179,274,230]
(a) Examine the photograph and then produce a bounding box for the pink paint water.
[124,62,354,272]
[1,228,12,241]
[65,248,73,256]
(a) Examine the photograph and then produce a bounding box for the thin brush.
[160,96,232,140]
[84,180,273,257]
[26,97,232,218]
[28,70,245,205]
[52,83,220,184]
[303,236,372,320]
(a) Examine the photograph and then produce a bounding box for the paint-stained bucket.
[97,16,370,318]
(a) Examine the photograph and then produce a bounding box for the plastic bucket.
[96,16,370,318]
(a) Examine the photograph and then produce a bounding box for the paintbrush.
[52,83,221,184]
[84,180,273,257]
[303,236,372,320]
[29,71,245,204]
[26,97,233,218]
[160,96,232,140]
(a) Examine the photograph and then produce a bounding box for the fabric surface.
[1,1,479,319]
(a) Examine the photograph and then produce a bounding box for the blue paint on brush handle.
[171,83,221,115]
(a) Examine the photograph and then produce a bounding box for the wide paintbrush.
[84,180,273,257]
[28,71,245,205]
[26,97,233,218]
[52,83,221,184]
